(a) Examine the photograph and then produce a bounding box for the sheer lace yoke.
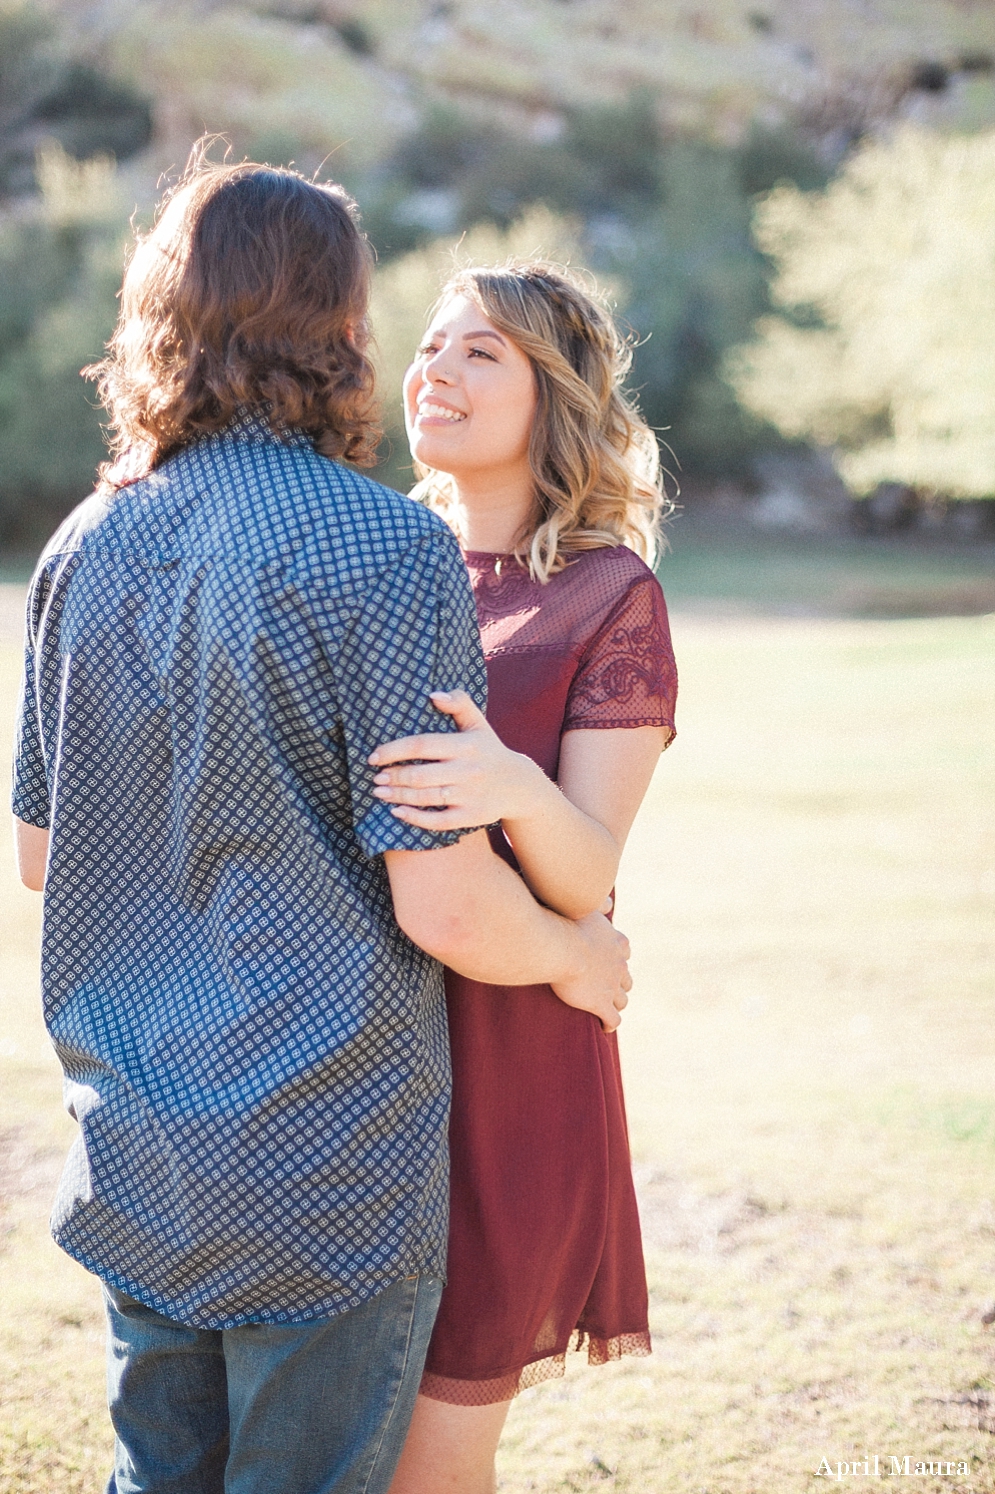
[463,545,677,742]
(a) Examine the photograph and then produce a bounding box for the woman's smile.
[415,397,467,425]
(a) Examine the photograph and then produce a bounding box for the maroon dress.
[419,544,678,1405]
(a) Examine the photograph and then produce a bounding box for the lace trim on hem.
[418,1330,652,1406]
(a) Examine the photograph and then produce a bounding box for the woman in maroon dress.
[371,263,677,1494]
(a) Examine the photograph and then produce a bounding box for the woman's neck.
[450,473,533,554]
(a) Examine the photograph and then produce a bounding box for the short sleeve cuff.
[563,714,676,748]
[11,787,51,828]
[353,801,478,859]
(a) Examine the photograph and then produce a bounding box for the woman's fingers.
[599,982,629,1030]
[370,692,490,771]
[429,689,488,731]
[376,784,461,807]
[388,805,480,830]
[369,734,457,767]
[372,759,467,790]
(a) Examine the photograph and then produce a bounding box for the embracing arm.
[370,693,666,919]
[14,803,631,1025]
[13,817,48,891]
[384,828,631,1030]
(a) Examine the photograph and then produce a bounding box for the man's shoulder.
[37,431,452,584]
[38,488,114,558]
[172,428,450,563]
[295,456,448,550]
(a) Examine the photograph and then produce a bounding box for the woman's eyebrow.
[462,329,506,345]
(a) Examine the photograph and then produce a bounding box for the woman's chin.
[410,436,461,476]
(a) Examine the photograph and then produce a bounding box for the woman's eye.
[416,343,439,356]
[468,346,496,360]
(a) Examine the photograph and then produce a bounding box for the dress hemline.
[418,1329,652,1406]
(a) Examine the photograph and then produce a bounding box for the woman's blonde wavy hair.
[410,261,672,582]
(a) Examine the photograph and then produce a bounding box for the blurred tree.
[363,92,666,256]
[726,127,995,500]
[0,7,153,197]
[735,123,832,197]
[0,5,59,195]
[564,92,666,211]
[365,101,823,476]
[33,63,153,165]
[593,141,783,472]
[0,145,132,547]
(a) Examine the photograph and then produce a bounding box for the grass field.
[1,581,994,1492]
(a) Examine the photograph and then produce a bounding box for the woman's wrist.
[502,753,563,829]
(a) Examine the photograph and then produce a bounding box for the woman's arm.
[369,692,666,918]
[511,724,667,916]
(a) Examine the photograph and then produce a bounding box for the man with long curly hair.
[11,153,629,1493]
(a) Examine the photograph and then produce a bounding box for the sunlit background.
[3,0,995,562]
[1,3,994,1490]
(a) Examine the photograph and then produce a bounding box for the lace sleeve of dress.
[563,573,677,746]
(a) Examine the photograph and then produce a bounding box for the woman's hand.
[368,690,547,831]
[551,910,631,1033]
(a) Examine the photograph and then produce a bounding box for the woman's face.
[403,294,537,485]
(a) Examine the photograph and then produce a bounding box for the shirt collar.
[221,406,315,449]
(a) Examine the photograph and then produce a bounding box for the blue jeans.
[102,1275,442,1494]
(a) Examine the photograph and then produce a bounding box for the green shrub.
[727,126,995,499]
[587,141,783,473]
[0,7,153,196]
[362,91,666,257]
[0,147,133,547]
[110,6,405,176]
[0,5,60,195]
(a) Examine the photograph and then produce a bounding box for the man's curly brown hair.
[87,145,381,486]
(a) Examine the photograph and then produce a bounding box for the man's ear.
[345,317,371,349]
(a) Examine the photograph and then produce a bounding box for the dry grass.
[498,611,995,1493]
[1,596,994,1492]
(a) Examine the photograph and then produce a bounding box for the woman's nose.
[424,347,456,384]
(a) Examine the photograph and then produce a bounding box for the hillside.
[3,0,994,543]
[39,0,995,182]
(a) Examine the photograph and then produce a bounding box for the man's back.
[13,415,485,1328]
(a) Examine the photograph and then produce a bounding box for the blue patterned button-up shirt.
[12,416,486,1328]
